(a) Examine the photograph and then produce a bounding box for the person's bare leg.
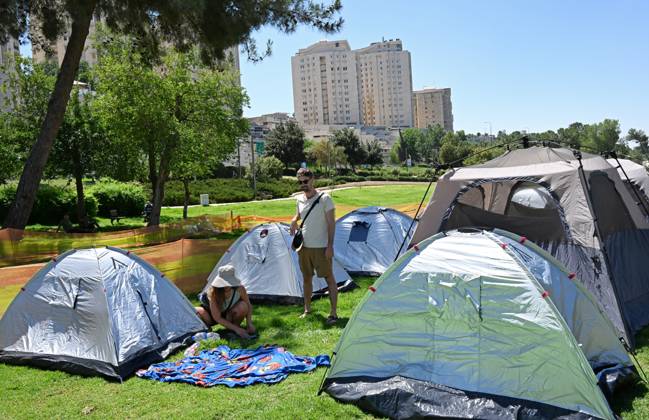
[195,307,214,327]
[302,274,313,316]
[325,272,338,318]
[226,301,248,326]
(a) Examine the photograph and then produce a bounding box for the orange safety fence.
[0,207,421,269]
[0,213,301,268]
[0,238,235,296]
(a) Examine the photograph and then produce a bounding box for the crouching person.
[196,265,256,339]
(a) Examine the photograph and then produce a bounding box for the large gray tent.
[411,146,649,347]
[324,229,634,419]
[205,223,354,304]
[333,206,415,275]
[0,247,206,380]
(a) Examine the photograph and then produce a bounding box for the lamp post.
[483,121,493,138]
[250,136,256,199]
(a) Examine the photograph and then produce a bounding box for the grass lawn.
[160,184,434,221]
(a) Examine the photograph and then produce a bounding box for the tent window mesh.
[444,181,567,242]
[457,186,485,210]
[349,221,371,242]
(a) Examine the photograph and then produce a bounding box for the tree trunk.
[2,2,96,229]
[147,142,158,201]
[72,141,86,223]
[182,178,190,219]
[148,148,172,227]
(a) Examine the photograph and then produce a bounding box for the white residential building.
[292,38,413,128]
[291,40,361,126]
[356,39,413,128]
[412,88,453,131]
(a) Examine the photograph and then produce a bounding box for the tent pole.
[394,179,433,260]
[317,351,335,395]
[608,151,649,218]
[573,150,635,347]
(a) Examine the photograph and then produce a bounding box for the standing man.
[290,168,338,324]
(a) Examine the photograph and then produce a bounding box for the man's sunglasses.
[297,179,311,185]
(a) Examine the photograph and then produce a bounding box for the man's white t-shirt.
[296,191,335,248]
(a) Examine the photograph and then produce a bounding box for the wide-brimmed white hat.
[210,264,241,288]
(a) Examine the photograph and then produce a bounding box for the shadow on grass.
[611,381,648,414]
[610,327,649,415]
[309,313,349,329]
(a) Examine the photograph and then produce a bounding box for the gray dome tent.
[204,223,354,304]
[333,206,416,275]
[323,229,634,419]
[411,146,649,348]
[0,247,206,380]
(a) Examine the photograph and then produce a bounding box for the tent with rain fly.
[323,229,634,419]
[204,223,354,304]
[333,206,416,275]
[411,146,649,348]
[0,247,206,380]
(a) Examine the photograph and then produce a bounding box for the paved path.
[165,181,429,209]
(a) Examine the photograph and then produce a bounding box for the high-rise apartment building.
[0,36,20,110]
[291,40,360,126]
[412,88,453,131]
[356,39,413,128]
[291,39,413,128]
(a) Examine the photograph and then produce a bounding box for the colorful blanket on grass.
[136,345,330,387]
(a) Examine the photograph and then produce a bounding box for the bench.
[109,209,121,225]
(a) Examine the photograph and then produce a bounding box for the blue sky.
[239,0,649,135]
[18,1,648,135]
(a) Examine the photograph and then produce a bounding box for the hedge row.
[0,184,98,225]
[332,175,435,183]
[0,180,145,225]
[160,178,337,206]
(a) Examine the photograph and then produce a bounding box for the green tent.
[323,229,631,419]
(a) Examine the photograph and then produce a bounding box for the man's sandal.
[299,311,311,319]
[326,315,339,325]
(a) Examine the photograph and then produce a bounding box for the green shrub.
[333,175,363,183]
[254,156,284,181]
[88,180,146,217]
[0,183,98,225]
[314,178,338,188]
